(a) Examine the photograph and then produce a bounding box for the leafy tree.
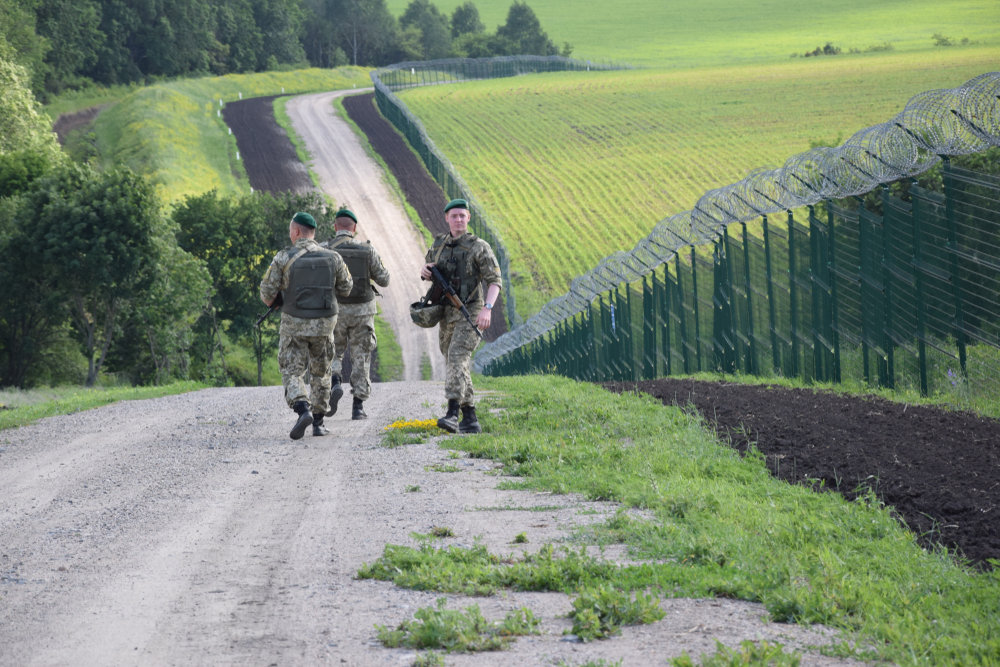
[301,0,347,68]
[110,227,212,384]
[34,0,103,94]
[323,0,399,66]
[0,0,49,94]
[0,51,62,161]
[399,0,450,60]
[252,0,307,68]
[25,164,161,386]
[0,193,69,387]
[450,1,483,38]
[496,1,558,56]
[211,0,264,73]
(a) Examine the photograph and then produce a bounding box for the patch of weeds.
[512,532,528,544]
[357,542,619,596]
[430,526,455,538]
[473,504,565,512]
[376,598,540,652]
[426,463,461,473]
[670,639,801,666]
[568,585,665,641]
[413,652,446,666]
[558,660,623,667]
[382,430,428,448]
[405,484,422,492]
[447,450,463,459]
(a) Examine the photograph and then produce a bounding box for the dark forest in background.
[2,0,570,100]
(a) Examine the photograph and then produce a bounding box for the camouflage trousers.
[279,332,334,414]
[439,314,482,406]
[332,312,377,401]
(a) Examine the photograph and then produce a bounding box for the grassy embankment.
[367,374,1000,664]
[399,48,999,316]
[88,67,370,205]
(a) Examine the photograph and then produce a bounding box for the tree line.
[2,0,569,100]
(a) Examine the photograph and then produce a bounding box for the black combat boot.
[312,413,329,436]
[352,396,367,420]
[437,399,460,433]
[326,374,344,417]
[458,404,481,434]
[289,400,313,440]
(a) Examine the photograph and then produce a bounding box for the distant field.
[385,0,999,67]
[398,48,999,315]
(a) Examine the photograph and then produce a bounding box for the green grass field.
[398,48,999,315]
[386,0,999,68]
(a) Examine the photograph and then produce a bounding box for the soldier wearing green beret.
[322,207,391,420]
[419,198,502,434]
[260,211,353,440]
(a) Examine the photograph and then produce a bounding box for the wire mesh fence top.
[474,70,1000,372]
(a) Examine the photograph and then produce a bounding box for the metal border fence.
[474,72,1000,402]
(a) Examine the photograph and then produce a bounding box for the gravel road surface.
[0,384,860,666]
[285,90,444,382]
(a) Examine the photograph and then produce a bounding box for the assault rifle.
[255,293,283,327]
[429,265,483,339]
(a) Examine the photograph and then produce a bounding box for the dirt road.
[0,384,855,666]
[285,90,444,382]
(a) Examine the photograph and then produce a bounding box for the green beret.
[335,208,358,223]
[292,211,317,228]
[444,198,469,213]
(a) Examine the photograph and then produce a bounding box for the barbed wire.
[474,71,1000,372]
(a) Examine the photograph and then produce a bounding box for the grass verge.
[0,381,207,431]
[360,373,1000,664]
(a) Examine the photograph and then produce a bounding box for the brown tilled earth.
[605,379,1000,568]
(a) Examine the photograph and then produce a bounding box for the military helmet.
[409,298,444,328]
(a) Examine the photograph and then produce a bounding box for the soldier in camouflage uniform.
[259,211,353,440]
[322,208,391,420]
[419,198,502,434]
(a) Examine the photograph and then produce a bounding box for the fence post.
[762,215,781,374]
[826,203,842,383]
[741,221,758,375]
[714,232,736,373]
[787,211,800,379]
[909,180,930,396]
[878,188,894,389]
[690,245,703,372]
[643,275,656,378]
[941,156,969,377]
[676,254,691,374]
[660,263,672,376]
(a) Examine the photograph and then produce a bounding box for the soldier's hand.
[476,307,491,332]
[420,263,435,281]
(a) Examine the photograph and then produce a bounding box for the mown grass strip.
[363,374,1000,664]
[0,381,207,431]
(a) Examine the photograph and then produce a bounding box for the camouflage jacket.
[259,238,353,336]
[324,230,391,317]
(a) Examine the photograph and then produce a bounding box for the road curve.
[285,90,444,382]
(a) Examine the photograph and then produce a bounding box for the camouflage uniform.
[426,232,502,406]
[324,230,391,401]
[259,238,353,414]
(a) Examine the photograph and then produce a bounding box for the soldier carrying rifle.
[414,198,502,434]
